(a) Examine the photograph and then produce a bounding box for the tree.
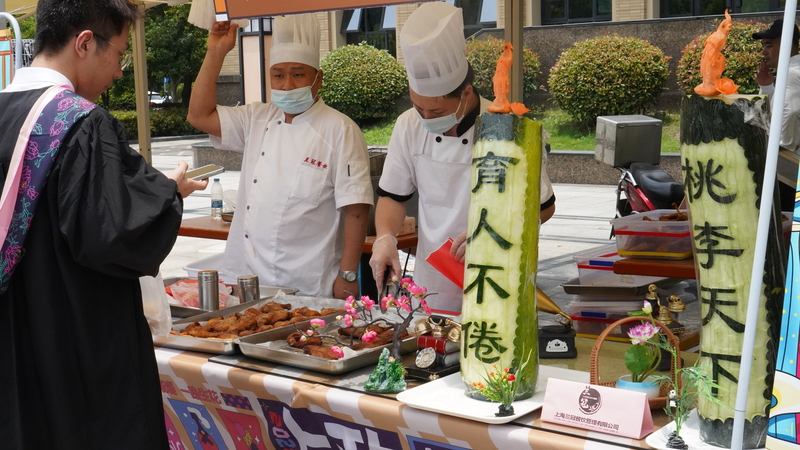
[145,4,207,106]
[11,5,207,110]
[14,15,36,40]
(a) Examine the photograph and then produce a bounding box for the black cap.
[752,19,800,44]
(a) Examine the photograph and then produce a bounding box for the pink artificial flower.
[331,346,344,359]
[407,283,422,295]
[391,274,399,283]
[344,314,353,327]
[381,295,394,310]
[310,318,326,328]
[361,331,378,343]
[305,329,314,336]
[398,297,412,312]
[361,296,376,310]
[419,298,432,315]
[299,335,307,342]
[627,322,660,345]
[401,277,411,288]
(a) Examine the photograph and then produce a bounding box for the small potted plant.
[652,337,723,449]
[470,351,532,417]
[621,302,723,449]
[617,302,663,399]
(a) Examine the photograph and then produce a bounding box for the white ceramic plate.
[645,409,765,450]
[396,365,588,424]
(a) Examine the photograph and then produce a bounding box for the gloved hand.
[450,231,468,263]
[369,234,400,294]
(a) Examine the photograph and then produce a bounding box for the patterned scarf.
[0,87,96,293]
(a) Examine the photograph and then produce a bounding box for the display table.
[156,337,694,449]
[613,256,696,280]
[178,216,418,254]
[178,215,231,240]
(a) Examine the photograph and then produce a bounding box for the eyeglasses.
[94,33,133,71]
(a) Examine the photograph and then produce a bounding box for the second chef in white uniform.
[370,2,556,314]
[188,15,373,299]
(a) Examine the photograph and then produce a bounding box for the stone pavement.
[138,136,698,330]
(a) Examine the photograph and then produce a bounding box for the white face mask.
[416,94,464,134]
[271,71,318,114]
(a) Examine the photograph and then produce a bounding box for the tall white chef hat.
[270,13,321,70]
[400,2,468,97]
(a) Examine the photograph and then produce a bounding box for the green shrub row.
[111,107,201,139]
[106,29,771,137]
[548,34,670,125]
[319,42,408,125]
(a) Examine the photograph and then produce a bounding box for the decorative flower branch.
[298,276,432,360]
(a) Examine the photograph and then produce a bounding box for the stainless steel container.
[237,275,260,303]
[197,270,219,311]
[594,115,662,168]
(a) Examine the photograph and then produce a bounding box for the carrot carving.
[694,10,738,96]
[487,42,530,115]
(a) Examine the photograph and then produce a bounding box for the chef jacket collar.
[455,96,481,137]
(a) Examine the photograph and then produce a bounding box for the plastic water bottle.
[211,178,223,220]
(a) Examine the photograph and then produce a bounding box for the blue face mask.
[416,95,464,134]
[271,72,318,114]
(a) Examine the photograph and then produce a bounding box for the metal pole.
[503,0,524,104]
[0,12,23,71]
[731,3,797,449]
[131,3,152,164]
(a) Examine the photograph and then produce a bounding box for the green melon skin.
[681,94,786,449]
[460,113,542,401]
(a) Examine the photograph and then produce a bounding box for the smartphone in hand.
[186,164,225,180]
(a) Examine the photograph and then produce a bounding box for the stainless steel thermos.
[237,275,260,303]
[197,270,219,311]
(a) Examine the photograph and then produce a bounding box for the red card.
[425,238,465,289]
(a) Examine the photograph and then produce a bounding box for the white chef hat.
[270,13,321,70]
[400,2,468,97]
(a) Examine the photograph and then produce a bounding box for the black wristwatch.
[338,270,357,282]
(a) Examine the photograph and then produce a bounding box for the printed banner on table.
[767,187,800,450]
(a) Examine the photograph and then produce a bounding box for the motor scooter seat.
[629,162,685,209]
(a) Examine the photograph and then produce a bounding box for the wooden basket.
[589,316,682,410]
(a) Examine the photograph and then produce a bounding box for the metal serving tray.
[236,314,419,374]
[561,276,681,296]
[153,296,346,355]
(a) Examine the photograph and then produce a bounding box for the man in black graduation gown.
[0,1,207,448]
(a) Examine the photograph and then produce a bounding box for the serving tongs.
[379,268,397,314]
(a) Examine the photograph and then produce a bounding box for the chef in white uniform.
[188,15,373,299]
[369,2,556,314]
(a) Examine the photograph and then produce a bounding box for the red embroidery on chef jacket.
[302,156,329,170]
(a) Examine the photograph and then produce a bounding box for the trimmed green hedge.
[111,107,201,139]
[319,42,408,124]
[548,34,669,125]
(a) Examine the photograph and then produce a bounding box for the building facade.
[231,1,797,106]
